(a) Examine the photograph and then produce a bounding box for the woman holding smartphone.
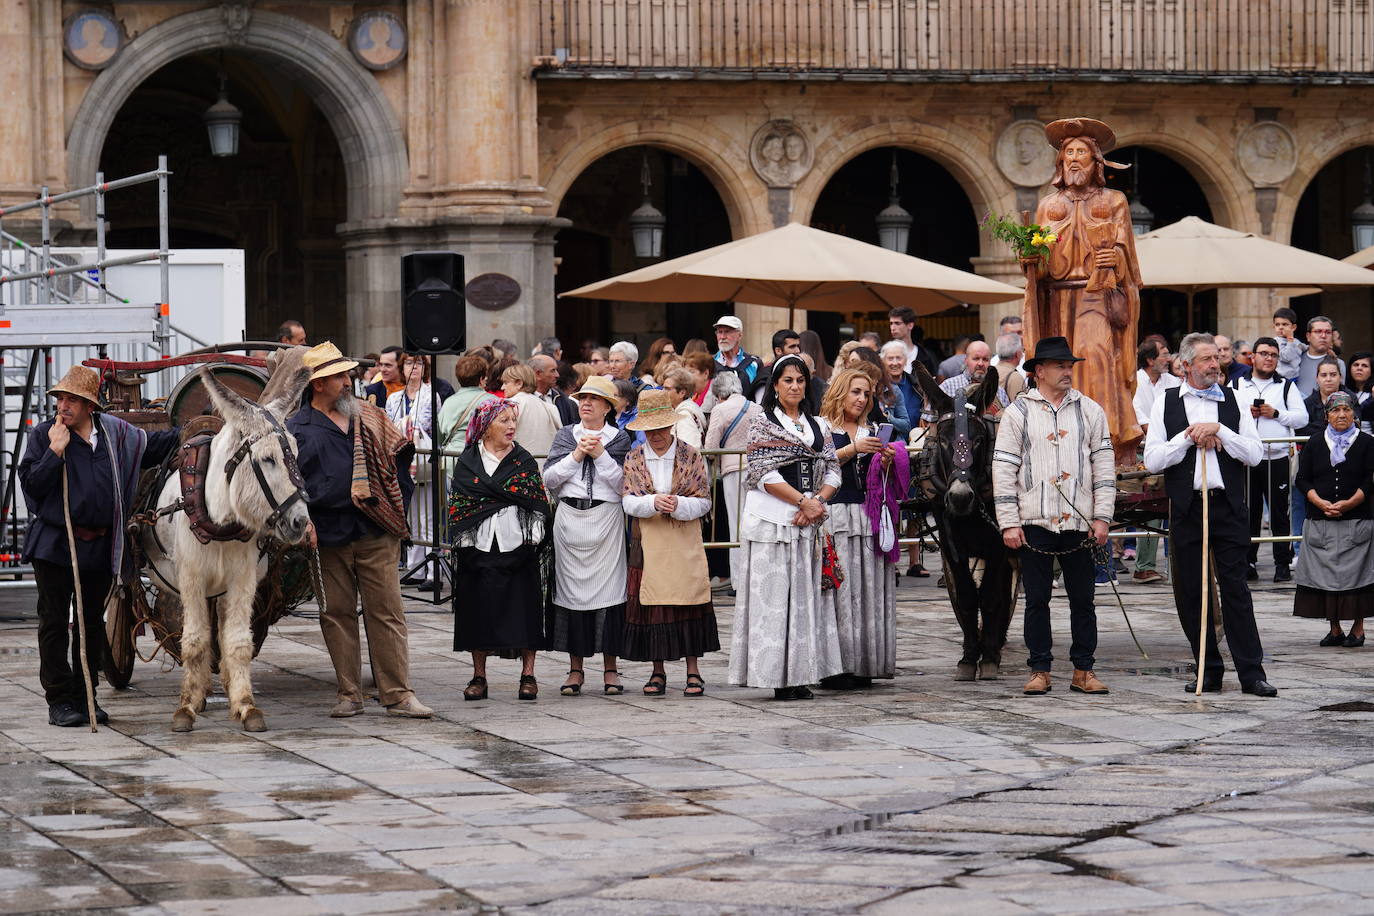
[818,369,904,689]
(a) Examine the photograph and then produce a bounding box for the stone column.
[970,255,1026,344]
[0,1,65,230]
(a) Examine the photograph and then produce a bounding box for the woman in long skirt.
[448,399,553,700]
[729,355,843,700]
[386,352,436,587]
[818,368,905,689]
[542,375,633,695]
[620,389,719,696]
[1292,392,1374,646]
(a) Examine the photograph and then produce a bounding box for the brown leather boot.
[1023,671,1052,695]
[1071,669,1110,694]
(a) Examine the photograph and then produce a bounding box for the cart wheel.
[103,588,137,690]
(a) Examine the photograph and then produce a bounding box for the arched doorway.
[810,147,979,356]
[1106,147,1214,341]
[554,146,732,355]
[1290,146,1374,348]
[99,53,346,343]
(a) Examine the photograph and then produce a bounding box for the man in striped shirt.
[992,336,1117,698]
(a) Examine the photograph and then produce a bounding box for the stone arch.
[543,120,761,238]
[793,123,1008,234]
[65,7,407,225]
[1109,127,1246,232]
[1273,126,1374,244]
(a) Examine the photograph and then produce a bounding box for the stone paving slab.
[3,562,1374,912]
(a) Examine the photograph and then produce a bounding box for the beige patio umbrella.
[1135,216,1374,325]
[561,222,1022,324]
[1277,239,1374,298]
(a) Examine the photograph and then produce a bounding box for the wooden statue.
[1021,117,1142,464]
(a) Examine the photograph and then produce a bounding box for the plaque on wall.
[465,273,522,311]
[63,10,124,70]
[750,120,813,189]
[348,11,407,71]
[1237,121,1297,187]
[995,119,1057,188]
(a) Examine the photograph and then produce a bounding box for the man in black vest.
[1143,333,1277,697]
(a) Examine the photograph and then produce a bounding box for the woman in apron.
[542,376,633,695]
[620,389,719,696]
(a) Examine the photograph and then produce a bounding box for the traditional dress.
[448,404,553,657]
[1292,427,1374,623]
[729,409,844,689]
[543,422,632,655]
[386,384,435,580]
[621,440,719,661]
[825,426,906,680]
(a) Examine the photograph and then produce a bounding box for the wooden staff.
[1195,448,1211,698]
[61,467,99,732]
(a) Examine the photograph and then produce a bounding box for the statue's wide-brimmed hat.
[1023,336,1084,372]
[47,365,102,408]
[626,388,679,432]
[302,341,359,381]
[1045,117,1117,152]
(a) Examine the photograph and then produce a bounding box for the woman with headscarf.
[448,399,554,700]
[1292,391,1374,648]
[620,389,719,696]
[542,376,634,695]
[729,354,844,700]
[1295,355,1348,549]
[817,368,905,690]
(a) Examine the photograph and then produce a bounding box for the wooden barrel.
[165,364,268,426]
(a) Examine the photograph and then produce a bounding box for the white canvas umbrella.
[561,222,1022,325]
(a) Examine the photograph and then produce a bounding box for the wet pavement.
[2,555,1374,914]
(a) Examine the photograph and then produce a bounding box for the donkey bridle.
[222,408,307,532]
[949,391,974,485]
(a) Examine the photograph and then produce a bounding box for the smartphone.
[877,423,894,446]
[1252,398,1264,408]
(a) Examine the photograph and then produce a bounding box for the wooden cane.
[1195,448,1211,698]
[61,466,99,732]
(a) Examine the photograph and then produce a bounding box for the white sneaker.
[710,577,732,591]
[386,696,433,718]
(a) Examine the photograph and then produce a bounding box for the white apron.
[552,500,627,610]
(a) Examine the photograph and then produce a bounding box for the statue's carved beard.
[1063,166,1094,188]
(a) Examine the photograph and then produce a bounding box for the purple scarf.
[864,441,910,562]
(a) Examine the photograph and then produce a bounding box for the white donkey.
[145,364,311,733]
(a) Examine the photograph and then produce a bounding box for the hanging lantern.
[1129,195,1155,236]
[203,71,242,158]
[1353,151,1374,251]
[629,152,665,259]
[876,153,913,253]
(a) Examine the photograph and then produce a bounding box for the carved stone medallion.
[750,120,812,189]
[63,10,123,70]
[349,11,408,71]
[995,119,1057,188]
[1237,121,1297,187]
[465,273,521,311]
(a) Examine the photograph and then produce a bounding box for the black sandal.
[603,668,624,695]
[518,674,538,701]
[643,672,667,696]
[463,676,488,701]
[560,669,584,696]
[684,674,705,697]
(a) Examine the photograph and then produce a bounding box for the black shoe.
[1273,565,1292,583]
[1245,564,1259,581]
[48,702,86,727]
[772,686,815,701]
[1183,677,1222,693]
[1241,680,1278,697]
[1320,631,1346,647]
[1344,633,1365,648]
[905,563,930,578]
[399,573,424,585]
[92,705,109,725]
[793,685,814,700]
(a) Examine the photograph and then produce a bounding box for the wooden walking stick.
[61,466,100,732]
[1195,448,1211,698]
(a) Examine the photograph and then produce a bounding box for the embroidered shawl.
[448,442,551,536]
[544,423,632,498]
[864,441,911,562]
[622,440,710,500]
[744,409,838,493]
[349,399,413,539]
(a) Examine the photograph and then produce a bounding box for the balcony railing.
[535,0,1374,80]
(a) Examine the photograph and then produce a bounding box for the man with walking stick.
[19,367,180,726]
[1144,333,1277,697]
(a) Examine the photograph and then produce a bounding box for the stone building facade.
[4,1,1372,357]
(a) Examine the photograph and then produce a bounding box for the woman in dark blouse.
[1292,391,1374,647]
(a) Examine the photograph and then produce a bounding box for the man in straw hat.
[19,366,181,726]
[1144,332,1276,697]
[287,342,433,719]
[1021,117,1143,466]
[993,336,1116,697]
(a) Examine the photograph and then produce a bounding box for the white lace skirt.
[824,503,897,678]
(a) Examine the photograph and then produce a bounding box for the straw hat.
[47,365,102,408]
[301,341,359,381]
[626,388,679,432]
[572,375,619,408]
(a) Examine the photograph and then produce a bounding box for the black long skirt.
[1293,582,1374,622]
[453,543,548,656]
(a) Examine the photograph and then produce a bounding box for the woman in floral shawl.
[621,389,719,697]
[448,398,553,701]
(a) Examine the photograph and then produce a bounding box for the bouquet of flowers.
[982,213,1057,264]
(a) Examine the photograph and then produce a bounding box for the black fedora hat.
[1022,336,1084,372]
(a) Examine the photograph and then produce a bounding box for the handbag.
[818,528,845,592]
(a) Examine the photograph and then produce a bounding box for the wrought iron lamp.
[203,70,242,158]
[629,153,665,259]
[1351,151,1374,252]
[876,153,913,253]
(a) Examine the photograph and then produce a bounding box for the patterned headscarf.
[1325,390,1359,466]
[1324,390,1356,414]
[465,397,518,449]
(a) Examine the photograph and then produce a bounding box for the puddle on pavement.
[267,786,371,803]
[1319,701,1374,713]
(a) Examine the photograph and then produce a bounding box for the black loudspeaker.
[402,251,466,354]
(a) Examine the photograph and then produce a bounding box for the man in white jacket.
[993,336,1116,698]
